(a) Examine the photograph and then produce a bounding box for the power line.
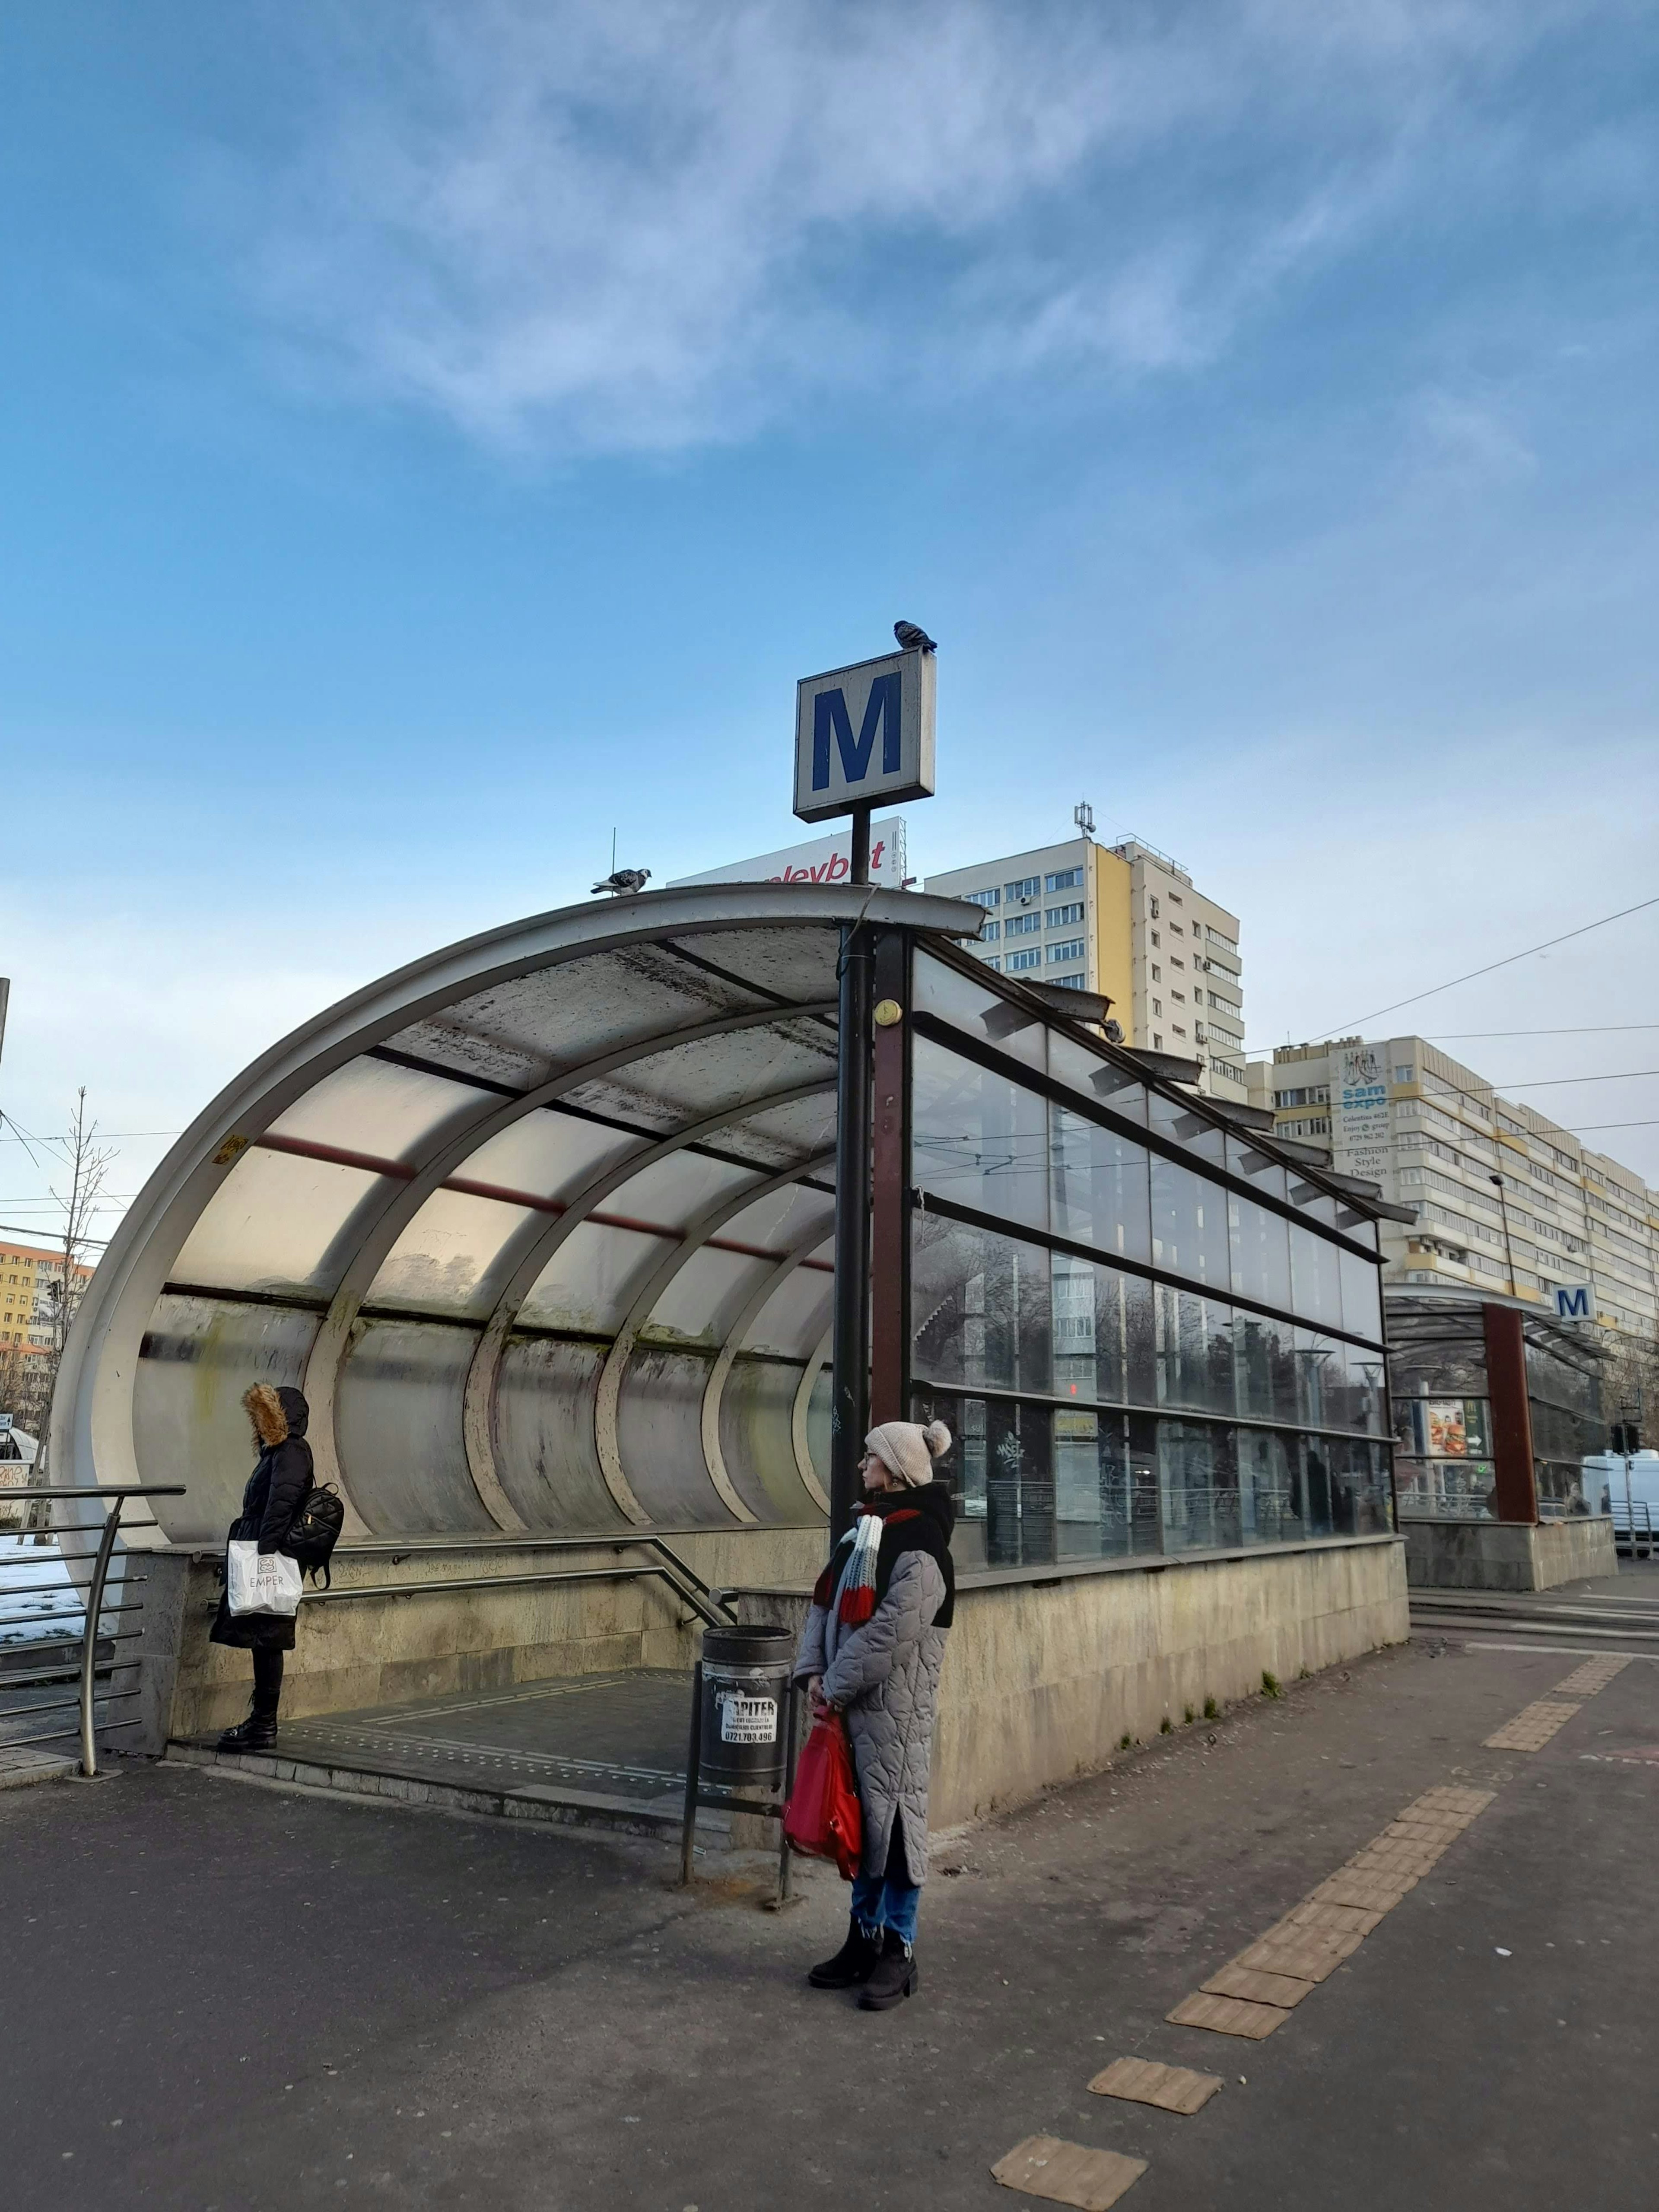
[1319,891,1659,1034]
[1485,1068,1659,1091]
[1424,1025,1659,1041]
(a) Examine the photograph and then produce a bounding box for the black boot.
[807,1917,883,1989]
[858,1929,920,2010]
[216,1712,278,1753]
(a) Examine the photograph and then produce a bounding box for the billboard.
[670,818,909,893]
[1334,1042,1391,1184]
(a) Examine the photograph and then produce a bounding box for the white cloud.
[234,0,1599,450]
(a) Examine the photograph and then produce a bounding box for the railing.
[292,1532,740,1630]
[1610,1502,1656,1560]
[0,1485,186,1777]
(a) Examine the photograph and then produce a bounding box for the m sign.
[794,648,936,824]
[1553,1284,1594,1320]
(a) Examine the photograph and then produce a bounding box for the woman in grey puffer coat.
[795,1419,954,2011]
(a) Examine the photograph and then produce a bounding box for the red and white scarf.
[836,1508,885,1627]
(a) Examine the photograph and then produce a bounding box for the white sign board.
[1553,1284,1594,1321]
[794,648,935,824]
[1333,1043,1391,1185]
[670,820,908,893]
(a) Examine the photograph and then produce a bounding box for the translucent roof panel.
[61,887,1386,1551]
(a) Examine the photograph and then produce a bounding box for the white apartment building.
[925,825,1247,1101]
[1247,1036,1659,1344]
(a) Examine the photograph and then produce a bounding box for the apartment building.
[925,826,1247,1100]
[0,1239,95,1357]
[1246,1036,1659,1344]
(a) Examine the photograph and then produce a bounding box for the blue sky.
[2,0,1657,1236]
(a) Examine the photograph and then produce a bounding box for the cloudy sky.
[2,0,1656,1240]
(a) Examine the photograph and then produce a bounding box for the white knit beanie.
[865,1419,952,1488]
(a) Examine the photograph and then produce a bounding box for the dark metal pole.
[830,804,874,1542]
[679,1659,703,1886]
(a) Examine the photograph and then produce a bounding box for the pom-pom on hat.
[864,1419,952,1488]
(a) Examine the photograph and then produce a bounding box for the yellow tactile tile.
[992,2136,1148,2209]
[1281,1899,1385,1939]
[1236,1928,1361,1982]
[1308,1871,1417,1911]
[1089,2057,1224,2115]
[1483,1700,1581,1752]
[1405,1786,1496,1820]
[1167,1990,1289,2039]
[1201,1960,1316,2009]
[1554,1657,1630,1698]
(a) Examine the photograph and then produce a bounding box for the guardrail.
[1611,1502,1656,1560]
[293,1533,741,1630]
[0,1484,186,1777]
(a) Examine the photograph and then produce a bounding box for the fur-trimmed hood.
[243,1382,310,1448]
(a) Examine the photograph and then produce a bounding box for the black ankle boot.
[807,1917,883,1989]
[216,1713,278,1753]
[858,1928,920,2010]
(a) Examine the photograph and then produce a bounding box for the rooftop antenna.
[1074,799,1095,837]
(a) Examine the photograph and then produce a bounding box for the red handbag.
[783,1712,863,1880]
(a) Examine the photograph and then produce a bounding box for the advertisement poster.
[1426,1400,1468,1457]
[1335,1042,1392,1184]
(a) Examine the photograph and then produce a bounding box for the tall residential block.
[924,831,1246,1100]
[1246,1036,1659,1344]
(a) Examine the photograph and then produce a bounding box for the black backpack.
[285,1482,345,1589]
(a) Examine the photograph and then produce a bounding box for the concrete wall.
[1402,1515,1617,1594]
[744,1533,1408,1831]
[158,1528,827,1741]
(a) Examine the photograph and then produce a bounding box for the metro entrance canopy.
[56,881,1399,1566]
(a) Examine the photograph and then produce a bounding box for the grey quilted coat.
[793,1545,949,1885]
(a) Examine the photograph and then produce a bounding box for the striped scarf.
[836,1509,885,1627]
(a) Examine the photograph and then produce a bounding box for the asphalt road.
[6,1619,1656,2211]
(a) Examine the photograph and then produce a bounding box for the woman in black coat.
[212,1382,313,1751]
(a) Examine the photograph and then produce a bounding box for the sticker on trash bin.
[718,1691,779,1745]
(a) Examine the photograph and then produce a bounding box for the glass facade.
[908,957,1393,1573]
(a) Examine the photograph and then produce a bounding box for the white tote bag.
[226,1539,303,1618]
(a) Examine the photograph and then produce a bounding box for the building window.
[962,887,1001,910]
[1004,912,1041,937]
[1153,1033,1163,1048]
[1045,902,1084,928]
[1207,991,1242,1017]
[1152,964,1161,981]
[1393,1065,1414,1084]
[1045,867,1084,892]
[1006,947,1041,973]
[1048,938,1086,965]
[1049,973,1086,991]
[1150,897,1160,919]
[1152,998,1163,1016]
[1005,876,1041,903]
[1172,1024,1187,1037]
[981,957,1001,972]
[981,919,1001,941]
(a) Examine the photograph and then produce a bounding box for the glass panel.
[647,1246,767,1347]
[1294,1328,1346,1428]
[1154,1287,1236,1414]
[1158,1419,1240,1551]
[1227,1138,1287,1202]
[1228,1195,1292,1313]
[718,1357,822,1522]
[1343,1345,1389,1436]
[1338,1246,1383,1342]
[369,1189,540,1316]
[912,1037,1049,1232]
[985,1397,1055,1567]
[459,1110,642,1203]
[1051,1104,1151,1261]
[1233,1310,1300,1424]
[171,1148,386,1297]
[1292,1433,1337,1538]
[132,1295,322,1545]
[1289,1224,1344,1327]
[517,1220,671,1334]
[1054,1408,1161,1560]
[1048,1032,1147,1125]
[1149,1092,1227,1167]
[607,1149,760,1231]
[742,1256,833,1359]
[597,1023,837,1134]
[615,1346,734,1526]
[1150,1157,1230,1291]
[335,1320,496,1532]
[914,950,1046,1072]
[911,1213,1052,1393]
[1288,1182,1339,1228]
[715,1183,836,1254]
[1236,1428,1303,1545]
[266,1058,488,1163]
[493,1336,622,1530]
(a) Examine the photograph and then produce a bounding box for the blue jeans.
[851,1825,920,1948]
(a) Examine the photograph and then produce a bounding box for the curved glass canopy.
[54,884,980,1547]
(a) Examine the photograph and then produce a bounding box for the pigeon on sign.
[591,868,652,896]
[893,620,937,654]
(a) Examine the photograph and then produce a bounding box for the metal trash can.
[696,1623,794,1798]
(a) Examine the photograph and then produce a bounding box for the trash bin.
[697,1623,794,1798]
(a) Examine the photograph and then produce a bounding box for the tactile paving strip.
[1483,1700,1582,1752]
[1089,2058,1223,2115]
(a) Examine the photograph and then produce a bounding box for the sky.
[1,0,1657,1245]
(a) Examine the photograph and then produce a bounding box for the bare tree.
[33,1089,115,1481]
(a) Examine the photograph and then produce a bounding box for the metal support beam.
[869,929,911,1425]
[829,819,875,1544]
[1483,1301,1540,1525]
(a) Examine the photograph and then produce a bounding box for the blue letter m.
[1557,1285,1591,1318]
[812,674,902,792]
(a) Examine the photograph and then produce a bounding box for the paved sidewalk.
[6,1626,1656,2210]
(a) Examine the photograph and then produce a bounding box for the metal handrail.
[0,1484,184,1777]
[300,1558,735,1628]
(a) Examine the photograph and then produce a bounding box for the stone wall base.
[1402,1515,1617,1593]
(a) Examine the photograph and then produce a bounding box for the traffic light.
[1610,1420,1642,1456]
